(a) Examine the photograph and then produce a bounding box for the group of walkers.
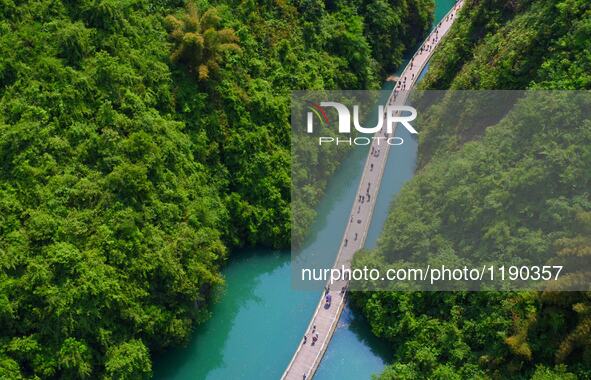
[393,0,462,102]
[302,324,320,347]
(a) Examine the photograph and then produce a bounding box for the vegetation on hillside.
[352,0,591,378]
[165,4,241,81]
[0,0,433,377]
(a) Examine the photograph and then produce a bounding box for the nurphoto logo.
[306,101,418,146]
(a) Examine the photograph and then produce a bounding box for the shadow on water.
[342,306,392,362]
[154,250,292,379]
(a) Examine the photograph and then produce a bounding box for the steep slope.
[352,0,591,378]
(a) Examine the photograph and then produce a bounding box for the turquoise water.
[154,1,456,378]
[433,0,457,31]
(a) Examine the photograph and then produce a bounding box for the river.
[154,1,455,378]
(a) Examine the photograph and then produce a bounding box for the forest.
[352,0,591,378]
[0,0,433,378]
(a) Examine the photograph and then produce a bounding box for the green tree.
[544,212,591,364]
[165,3,240,80]
[58,338,92,379]
[104,340,151,380]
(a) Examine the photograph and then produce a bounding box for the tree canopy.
[0,0,433,377]
[352,0,591,378]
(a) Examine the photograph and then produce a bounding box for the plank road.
[282,3,464,378]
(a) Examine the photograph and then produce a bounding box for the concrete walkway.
[282,2,464,379]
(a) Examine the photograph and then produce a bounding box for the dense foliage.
[0,0,433,378]
[417,0,591,165]
[352,0,591,378]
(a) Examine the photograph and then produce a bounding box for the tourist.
[344,238,348,247]
[303,335,307,344]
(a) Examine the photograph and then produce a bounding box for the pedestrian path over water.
[282,2,464,378]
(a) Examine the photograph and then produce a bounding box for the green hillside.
[352,0,591,378]
[0,0,433,378]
